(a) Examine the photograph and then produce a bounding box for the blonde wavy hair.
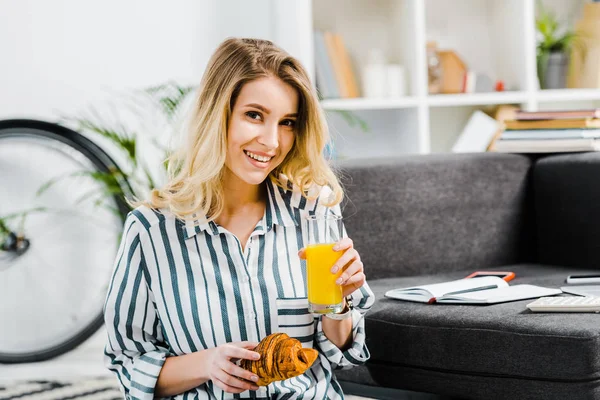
[130,37,343,223]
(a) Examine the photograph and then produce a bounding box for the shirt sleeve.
[315,281,375,370]
[103,212,170,400]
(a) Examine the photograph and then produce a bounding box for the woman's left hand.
[298,237,365,298]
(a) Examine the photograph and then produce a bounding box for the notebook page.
[421,276,508,298]
[438,284,562,304]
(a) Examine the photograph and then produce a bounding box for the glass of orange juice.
[305,214,344,314]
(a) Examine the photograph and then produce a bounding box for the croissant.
[240,333,319,386]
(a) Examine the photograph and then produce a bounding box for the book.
[333,33,360,98]
[500,128,600,140]
[487,105,519,152]
[514,109,600,120]
[323,31,348,98]
[505,118,600,130]
[384,276,508,304]
[385,277,562,305]
[452,110,499,152]
[313,30,339,99]
[493,138,600,153]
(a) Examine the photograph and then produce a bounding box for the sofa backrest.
[339,153,536,280]
[534,152,600,270]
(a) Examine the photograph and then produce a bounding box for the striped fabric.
[103,178,375,400]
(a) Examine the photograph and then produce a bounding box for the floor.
[0,326,375,399]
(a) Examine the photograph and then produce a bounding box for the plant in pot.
[536,1,578,89]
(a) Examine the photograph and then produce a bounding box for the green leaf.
[0,217,10,235]
[71,117,138,167]
[334,110,369,133]
[0,207,49,226]
[36,170,100,197]
[535,0,576,54]
[144,81,195,120]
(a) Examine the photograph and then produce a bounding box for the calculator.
[526,296,600,313]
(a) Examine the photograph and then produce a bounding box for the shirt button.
[248,312,256,319]
[243,276,250,283]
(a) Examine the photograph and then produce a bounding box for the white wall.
[0,0,310,122]
[0,0,219,121]
[0,0,294,185]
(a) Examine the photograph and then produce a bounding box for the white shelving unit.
[277,0,600,158]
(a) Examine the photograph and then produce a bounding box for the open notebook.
[385,277,562,304]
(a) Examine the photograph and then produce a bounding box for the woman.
[104,37,374,400]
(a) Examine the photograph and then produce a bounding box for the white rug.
[0,377,122,400]
[0,377,375,400]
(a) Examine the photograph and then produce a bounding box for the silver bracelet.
[324,298,353,320]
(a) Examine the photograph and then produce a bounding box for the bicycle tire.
[0,119,132,363]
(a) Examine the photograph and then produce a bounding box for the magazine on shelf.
[504,118,600,130]
[493,138,600,153]
[514,109,600,120]
[500,128,600,140]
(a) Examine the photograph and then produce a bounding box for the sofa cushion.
[339,153,536,280]
[337,264,600,399]
[534,152,600,270]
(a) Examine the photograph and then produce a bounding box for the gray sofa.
[335,152,600,400]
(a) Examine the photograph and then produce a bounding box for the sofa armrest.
[534,152,600,269]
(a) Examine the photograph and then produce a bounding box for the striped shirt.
[103,178,375,400]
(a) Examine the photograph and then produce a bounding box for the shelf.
[427,91,529,107]
[320,97,419,110]
[302,0,597,155]
[536,89,600,103]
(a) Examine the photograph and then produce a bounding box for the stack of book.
[494,109,600,153]
[313,30,360,99]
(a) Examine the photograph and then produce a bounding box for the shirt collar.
[182,214,219,240]
[182,176,300,240]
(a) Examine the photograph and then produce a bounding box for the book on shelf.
[313,30,339,99]
[486,105,519,152]
[504,118,600,130]
[494,138,600,153]
[514,109,600,120]
[384,276,561,305]
[452,110,499,152]
[500,128,600,140]
[333,33,360,98]
[323,31,347,98]
[321,31,360,99]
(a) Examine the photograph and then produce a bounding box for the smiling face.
[224,76,299,187]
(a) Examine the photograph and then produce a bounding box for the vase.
[539,51,570,89]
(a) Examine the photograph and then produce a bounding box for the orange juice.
[306,243,343,306]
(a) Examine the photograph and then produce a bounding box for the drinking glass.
[305,214,344,314]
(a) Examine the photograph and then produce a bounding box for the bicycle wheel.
[0,119,131,363]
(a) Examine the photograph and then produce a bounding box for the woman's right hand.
[204,341,262,393]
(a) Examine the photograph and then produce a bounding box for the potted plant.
[536,1,578,89]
